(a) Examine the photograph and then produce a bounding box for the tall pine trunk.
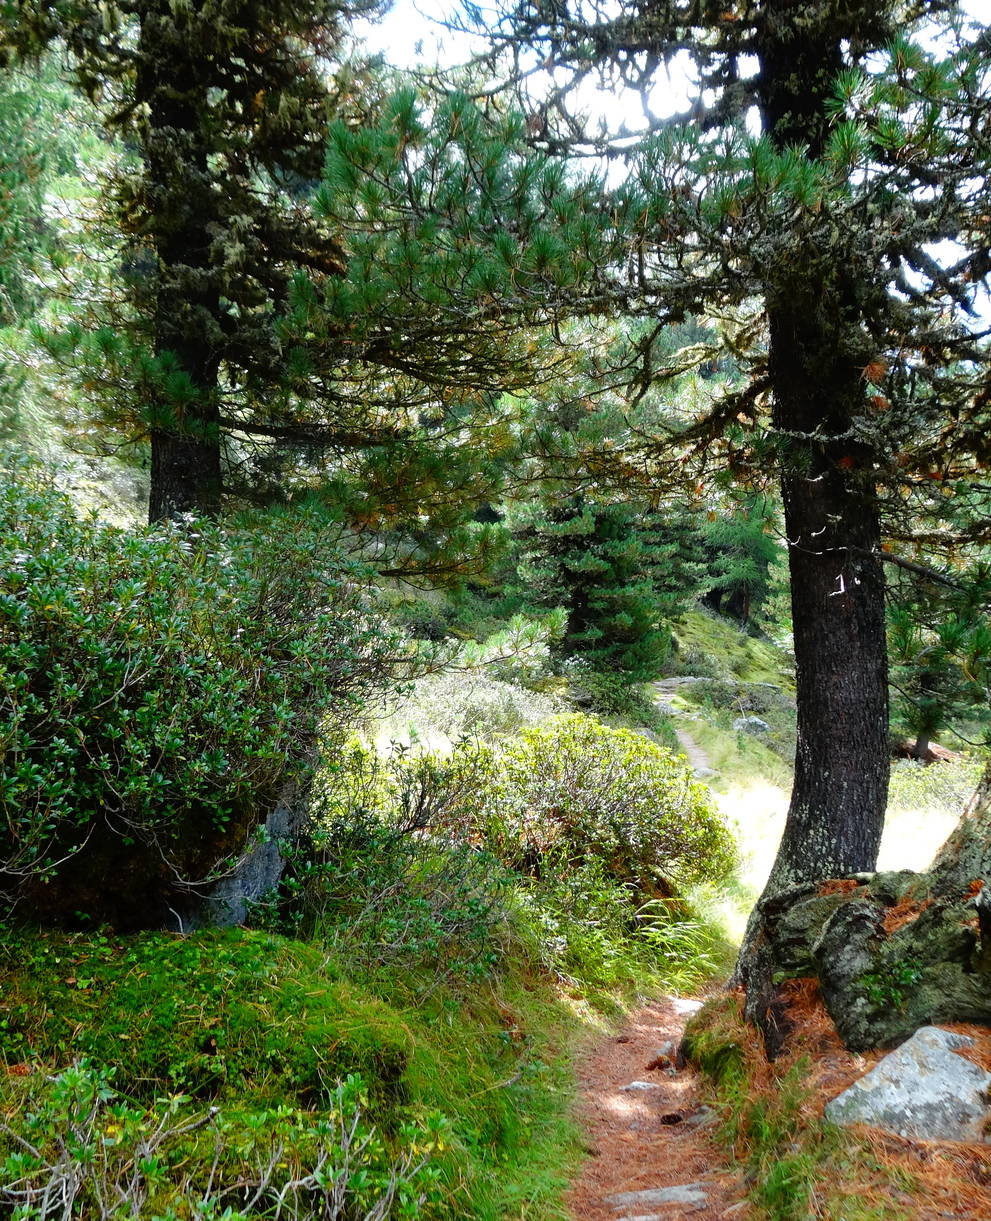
[737,1,891,1035]
[139,4,222,523]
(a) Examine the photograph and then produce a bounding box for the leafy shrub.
[254,743,509,987]
[887,757,983,816]
[0,1060,444,1220]
[510,856,724,992]
[0,462,399,926]
[463,714,736,897]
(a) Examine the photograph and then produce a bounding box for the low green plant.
[0,929,409,1108]
[465,714,736,896]
[861,956,924,1010]
[0,922,587,1219]
[0,1060,444,1220]
[267,807,509,987]
[0,461,400,926]
[372,671,562,746]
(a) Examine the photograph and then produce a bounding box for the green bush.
[265,750,510,984]
[465,714,736,897]
[0,462,398,926]
[373,670,562,745]
[1,1062,444,1221]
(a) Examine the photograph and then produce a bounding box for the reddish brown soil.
[564,996,749,1220]
[564,985,991,1221]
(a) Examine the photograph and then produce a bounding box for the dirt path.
[673,726,712,775]
[565,996,748,1221]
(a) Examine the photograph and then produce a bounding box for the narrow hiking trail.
[565,996,748,1221]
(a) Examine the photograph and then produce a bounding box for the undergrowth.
[0,926,584,1219]
[682,988,927,1221]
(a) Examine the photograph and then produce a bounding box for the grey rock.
[671,997,704,1015]
[824,1025,991,1142]
[653,1039,678,1058]
[607,1182,709,1210]
[181,788,305,930]
[619,1080,660,1092]
[683,1104,720,1129]
[733,715,771,736]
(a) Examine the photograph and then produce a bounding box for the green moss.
[0,926,589,1218]
[0,928,409,1111]
[671,609,794,690]
[680,992,747,1086]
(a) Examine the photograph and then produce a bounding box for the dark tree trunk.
[752,0,890,898]
[139,4,223,523]
[764,377,889,893]
[737,1,890,1039]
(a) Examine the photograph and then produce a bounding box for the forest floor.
[564,992,748,1221]
[565,984,991,1221]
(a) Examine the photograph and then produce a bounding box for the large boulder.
[825,1026,991,1142]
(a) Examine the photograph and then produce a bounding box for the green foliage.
[700,499,787,628]
[0,920,586,1220]
[265,746,511,985]
[0,462,398,926]
[467,714,736,895]
[510,496,706,679]
[277,723,734,997]
[861,956,924,1010]
[887,566,991,754]
[1,1062,442,1220]
[564,663,678,746]
[0,929,411,1110]
[373,670,562,747]
[886,757,983,816]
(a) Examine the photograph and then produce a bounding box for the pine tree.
[2,0,371,519]
[511,494,708,677]
[443,2,991,899]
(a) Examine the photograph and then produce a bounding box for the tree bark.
[736,1,891,1038]
[752,0,890,898]
[138,3,223,522]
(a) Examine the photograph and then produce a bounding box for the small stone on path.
[606,1181,710,1210]
[619,1080,660,1092]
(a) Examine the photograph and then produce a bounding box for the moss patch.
[670,610,794,690]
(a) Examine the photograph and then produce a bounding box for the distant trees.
[511,495,707,677]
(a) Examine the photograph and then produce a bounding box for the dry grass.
[686,978,991,1220]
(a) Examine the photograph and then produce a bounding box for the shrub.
[0,1060,444,1220]
[259,743,510,986]
[0,462,399,926]
[456,714,736,897]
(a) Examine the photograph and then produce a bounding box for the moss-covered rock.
[0,928,409,1110]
